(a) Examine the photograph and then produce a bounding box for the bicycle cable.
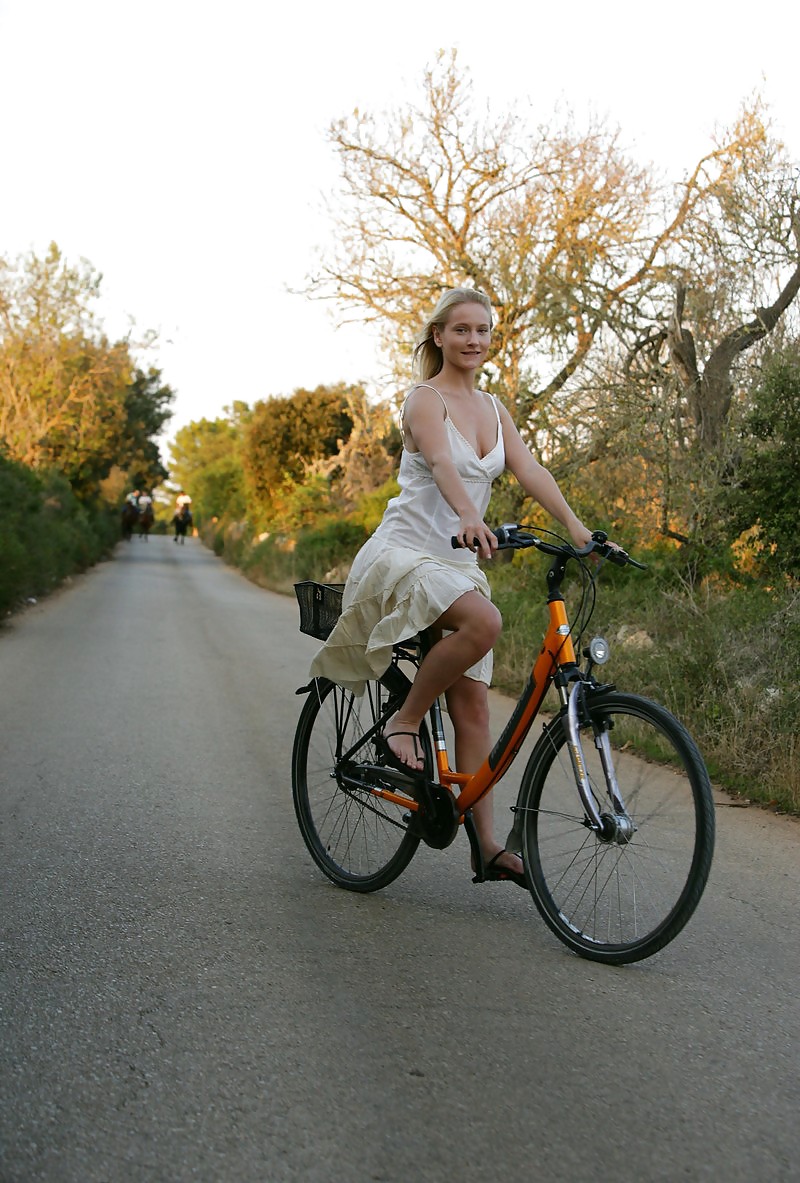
[516,523,600,657]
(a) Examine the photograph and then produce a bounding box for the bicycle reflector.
[588,636,610,665]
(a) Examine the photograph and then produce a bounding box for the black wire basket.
[294,581,345,641]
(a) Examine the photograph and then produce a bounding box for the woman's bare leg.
[384,591,500,770]
[445,676,524,877]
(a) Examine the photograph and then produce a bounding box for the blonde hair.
[412,288,493,380]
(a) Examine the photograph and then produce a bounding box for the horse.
[138,504,154,540]
[173,505,192,544]
[121,502,139,541]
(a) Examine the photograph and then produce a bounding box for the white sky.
[1,0,798,455]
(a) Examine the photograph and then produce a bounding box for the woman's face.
[433,302,491,371]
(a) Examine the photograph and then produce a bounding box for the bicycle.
[291,527,715,965]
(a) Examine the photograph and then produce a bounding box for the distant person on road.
[173,490,193,544]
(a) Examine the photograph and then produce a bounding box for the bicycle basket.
[294,581,345,641]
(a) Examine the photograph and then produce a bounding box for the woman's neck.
[433,363,478,397]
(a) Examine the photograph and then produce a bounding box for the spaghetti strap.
[405,383,449,416]
[400,383,449,442]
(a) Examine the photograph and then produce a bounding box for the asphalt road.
[1,535,798,1183]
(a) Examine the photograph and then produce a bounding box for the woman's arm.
[498,402,592,548]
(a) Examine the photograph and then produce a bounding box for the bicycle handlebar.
[451,524,647,570]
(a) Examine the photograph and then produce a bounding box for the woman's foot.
[377,715,425,772]
[472,847,526,887]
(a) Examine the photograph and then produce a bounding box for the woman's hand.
[454,515,498,560]
[568,521,594,550]
[569,520,624,556]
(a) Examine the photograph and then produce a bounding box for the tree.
[243,384,356,519]
[729,350,800,576]
[630,108,800,455]
[309,53,791,430]
[0,243,173,496]
[604,136,800,561]
[122,366,176,491]
[305,389,400,509]
[169,403,250,524]
[308,56,800,570]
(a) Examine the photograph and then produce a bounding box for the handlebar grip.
[451,526,514,550]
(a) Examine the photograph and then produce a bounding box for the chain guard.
[409,781,460,850]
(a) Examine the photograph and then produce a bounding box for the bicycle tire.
[292,676,428,892]
[519,691,715,964]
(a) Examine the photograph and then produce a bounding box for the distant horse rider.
[173,490,193,543]
[121,490,140,540]
[137,490,155,539]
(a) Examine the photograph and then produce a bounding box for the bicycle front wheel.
[520,692,715,964]
[292,677,425,892]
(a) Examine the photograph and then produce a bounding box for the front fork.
[505,679,635,855]
[564,680,628,830]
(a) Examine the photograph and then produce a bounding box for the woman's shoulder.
[405,382,446,403]
[402,383,448,420]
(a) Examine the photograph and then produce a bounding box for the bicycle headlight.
[589,636,610,665]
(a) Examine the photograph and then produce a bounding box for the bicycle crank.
[346,763,460,850]
[407,780,460,849]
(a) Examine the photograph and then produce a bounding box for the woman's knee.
[448,594,501,646]
[471,599,502,651]
[486,601,503,644]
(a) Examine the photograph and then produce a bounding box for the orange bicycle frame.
[433,595,577,815]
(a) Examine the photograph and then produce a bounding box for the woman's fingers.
[456,522,496,559]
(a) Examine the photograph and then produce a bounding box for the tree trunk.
[667,212,800,451]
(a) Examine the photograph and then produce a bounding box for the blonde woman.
[310,288,598,886]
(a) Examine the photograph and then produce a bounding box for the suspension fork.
[564,681,628,828]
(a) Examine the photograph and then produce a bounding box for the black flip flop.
[474,850,527,889]
[375,730,425,775]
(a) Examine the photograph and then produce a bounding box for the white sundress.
[309,387,506,695]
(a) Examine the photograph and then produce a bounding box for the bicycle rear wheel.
[292,676,427,891]
[519,691,715,964]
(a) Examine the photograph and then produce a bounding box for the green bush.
[0,453,116,617]
[240,518,369,592]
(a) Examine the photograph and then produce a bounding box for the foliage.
[283,475,343,532]
[728,349,800,576]
[348,476,400,534]
[312,56,798,421]
[170,389,399,537]
[121,365,176,491]
[0,449,117,616]
[208,516,370,594]
[487,547,800,812]
[169,402,250,525]
[243,384,355,514]
[309,54,800,570]
[0,243,173,498]
[305,390,401,511]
